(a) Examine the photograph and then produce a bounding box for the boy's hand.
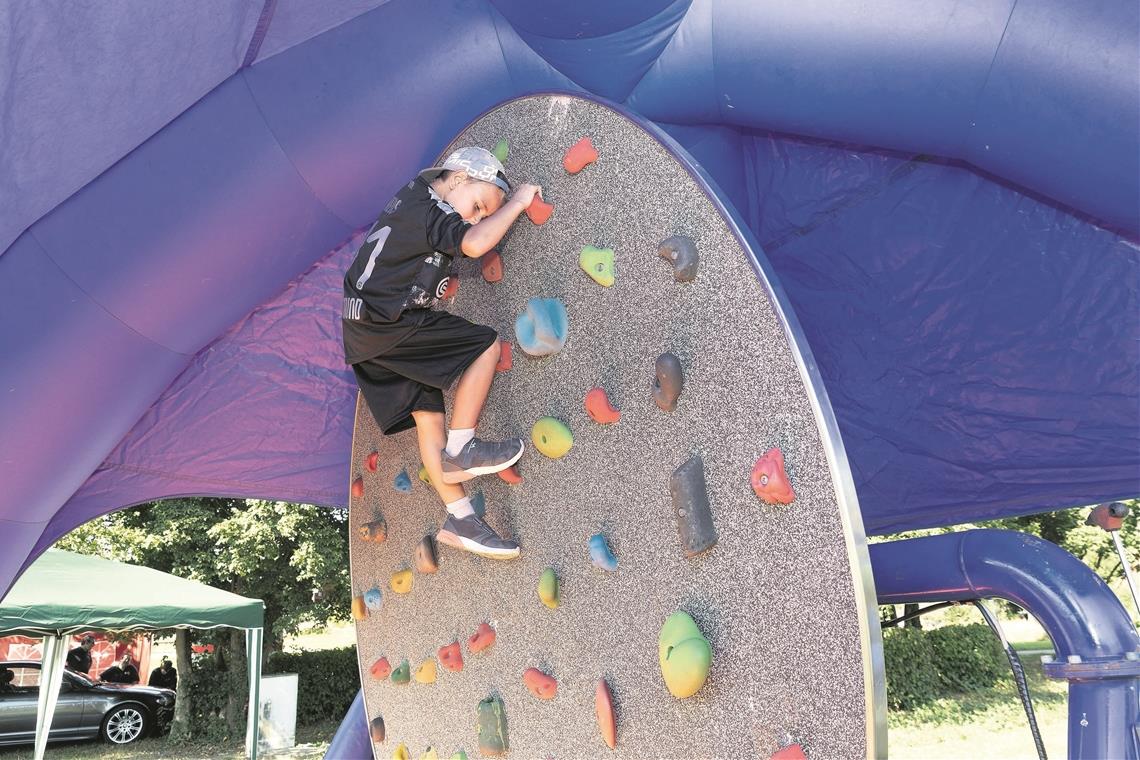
[511,184,542,209]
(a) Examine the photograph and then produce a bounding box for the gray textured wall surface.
[349,95,868,759]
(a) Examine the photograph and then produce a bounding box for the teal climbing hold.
[589,533,618,571]
[515,298,568,356]
[394,469,412,493]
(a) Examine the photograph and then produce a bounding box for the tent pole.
[33,634,68,760]
[245,628,263,760]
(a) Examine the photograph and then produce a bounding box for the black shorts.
[352,310,498,435]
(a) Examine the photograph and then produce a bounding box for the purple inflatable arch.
[1,0,1137,598]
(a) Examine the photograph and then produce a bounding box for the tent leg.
[34,634,68,760]
[245,628,263,760]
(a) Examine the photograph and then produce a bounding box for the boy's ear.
[449,172,469,190]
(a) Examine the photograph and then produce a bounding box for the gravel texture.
[349,95,868,760]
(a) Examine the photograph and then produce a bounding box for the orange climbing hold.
[563,137,598,174]
[496,340,512,373]
[523,668,558,699]
[442,274,458,300]
[526,196,554,225]
[585,387,621,424]
[369,656,392,680]
[365,451,378,472]
[595,678,617,749]
[351,595,367,621]
[497,464,522,484]
[351,477,364,499]
[482,251,503,283]
[468,622,497,653]
[770,744,808,760]
[439,641,464,672]
[752,447,796,505]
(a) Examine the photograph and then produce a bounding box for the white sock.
[445,428,475,457]
[445,496,474,519]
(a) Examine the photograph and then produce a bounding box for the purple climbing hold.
[515,298,568,357]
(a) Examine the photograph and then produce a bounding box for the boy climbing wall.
[342,147,542,559]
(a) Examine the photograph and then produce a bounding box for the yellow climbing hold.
[390,569,413,594]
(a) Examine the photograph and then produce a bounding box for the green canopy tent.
[0,549,265,760]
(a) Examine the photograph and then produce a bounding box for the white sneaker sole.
[440,442,525,484]
[436,530,521,560]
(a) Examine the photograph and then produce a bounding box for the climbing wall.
[349,94,878,760]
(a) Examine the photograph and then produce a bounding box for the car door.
[0,665,87,744]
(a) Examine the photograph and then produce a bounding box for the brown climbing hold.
[468,622,496,653]
[438,641,463,672]
[482,250,504,283]
[369,656,392,680]
[358,518,388,543]
[752,447,796,505]
[653,352,684,412]
[563,137,599,174]
[390,569,413,594]
[365,451,379,472]
[523,668,557,699]
[585,386,621,424]
[658,235,699,282]
[496,340,512,373]
[351,477,364,499]
[497,464,522,484]
[369,715,385,743]
[771,744,808,760]
[414,535,438,574]
[595,679,617,749]
[442,274,458,300]
[526,196,554,225]
[351,595,367,621]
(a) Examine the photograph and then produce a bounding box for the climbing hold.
[449,751,468,760]
[351,477,364,499]
[563,137,599,174]
[578,246,615,287]
[442,273,458,300]
[414,535,439,574]
[588,533,618,571]
[422,748,439,760]
[369,715,385,743]
[496,340,512,372]
[595,679,617,749]
[523,667,558,699]
[531,417,573,458]
[658,611,711,698]
[414,658,437,684]
[468,623,496,654]
[538,568,559,609]
[418,464,432,485]
[493,138,509,164]
[515,298,568,356]
[526,196,554,225]
[358,518,388,543]
[438,641,463,672]
[393,743,410,760]
[481,250,504,283]
[393,469,412,493]
[470,489,486,517]
[365,451,379,472]
[477,696,509,756]
[390,569,413,594]
[1086,501,1128,531]
[657,235,699,282]
[391,660,410,684]
[653,352,683,412]
[369,656,392,680]
[770,745,808,760]
[751,447,796,505]
[671,455,717,558]
[498,464,522,484]
[351,595,367,621]
[364,586,384,612]
[585,387,620,424]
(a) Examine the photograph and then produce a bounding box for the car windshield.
[67,669,96,687]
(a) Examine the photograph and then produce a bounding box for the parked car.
[0,660,174,747]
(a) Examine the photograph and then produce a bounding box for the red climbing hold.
[468,622,497,654]
[365,451,378,472]
[595,678,617,749]
[563,137,599,174]
[497,464,522,484]
[770,744,807,760]
[369,656,392,680]
[351,477,364,499]
[752,447,796,505]
[526,196,554,225]
[482,251,503,283]
[585,387,621,424]
[441,274,458,300]
[523,668,558,699]
[496,340,512,373]
[438,641,464,672]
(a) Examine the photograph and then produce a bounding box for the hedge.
[883,623,1008,710]
[265,646,360,725]
[882,626,939,709]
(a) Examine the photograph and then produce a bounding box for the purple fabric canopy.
[1,0,1137,593]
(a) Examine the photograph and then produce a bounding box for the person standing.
[65,635,95,675]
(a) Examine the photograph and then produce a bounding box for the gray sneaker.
[436,513,520,560]
[440,437,524,484]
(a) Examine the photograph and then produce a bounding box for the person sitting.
[99,655,140,684]
[148,656,177,690]
[0,668,16,693]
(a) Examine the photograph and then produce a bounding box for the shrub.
[883,626,939,709]
[265,646,359,726]
[927,622,1007,693]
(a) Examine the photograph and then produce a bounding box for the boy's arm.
[460,184,541,258]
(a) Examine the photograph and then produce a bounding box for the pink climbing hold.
[751,447,796,505]
[351,477,364,499]
[523,668,558,700]
[365,451,378,472]
[498,464,522,484]
[585,387,620,424]
[770,744,808,760]
[496,340,512,373]
[468,622,497,653]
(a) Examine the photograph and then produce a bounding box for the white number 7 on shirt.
[355,226,392,290]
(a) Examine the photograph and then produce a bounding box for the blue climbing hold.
[364,586,383,612]
[515,298,568,357]
[394,469,412,493]
[589,533,618,572]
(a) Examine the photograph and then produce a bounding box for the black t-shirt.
[66,646,91,674]
[342,177,471,364]
[149,666,177,689]
[99,665,138,684]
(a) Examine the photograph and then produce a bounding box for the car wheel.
[101,703,148,745]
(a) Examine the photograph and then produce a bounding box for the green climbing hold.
[418,464,432,485]
[391,659,410,685]
[579,246,615,287]
[658,611,711,698]
[449,751,469,760]
[493,139,509,164]
[538,568,559,609]
[532,417,573,458]
[477,696,509,756]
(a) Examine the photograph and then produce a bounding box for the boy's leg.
[449,339,500,429]
[414,409,519,560]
